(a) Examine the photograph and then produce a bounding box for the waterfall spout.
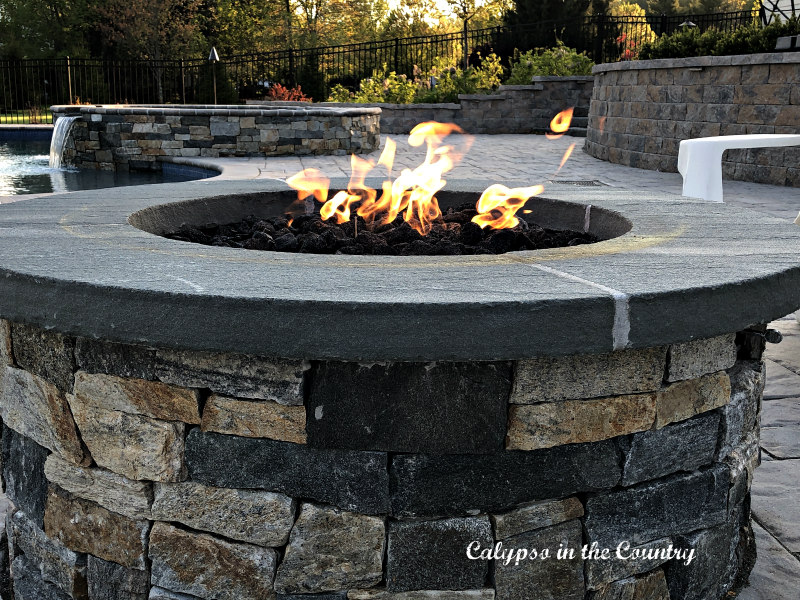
[49,116,79,168]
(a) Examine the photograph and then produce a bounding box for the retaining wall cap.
[458,94,506,100]
[49,105,381,117]
[593,51,800,74]
[1,179,799,361]
[530,76,595,82]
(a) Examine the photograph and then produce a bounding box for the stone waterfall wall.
[0,319,763,600]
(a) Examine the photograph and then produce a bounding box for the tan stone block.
[69,392,186,482]
[137,139,162,149]
[44,453,153,519]
[492,497,583,540]
[149,522,277,600]
[202,394,306,443]
[44,486,150,569]
[240,116,256,128]
[593,569,669,600]
[189,126,211,136]
[511,346,666,403]
[74,371,200,423]
[655,371,731,428]
[0,319,11,366]
[507,394,656,450]
[0,366,88,465]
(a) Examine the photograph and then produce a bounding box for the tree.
[0,0,93,58]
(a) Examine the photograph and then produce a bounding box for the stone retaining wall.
[312,77,593,135]
[0,318,763,600]
[51,104,381,171]
[585,53,800,187]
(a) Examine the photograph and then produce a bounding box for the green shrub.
[414,53,505,103]
[506,43,594,84]
[327,65,416,103]
[639,15,800,60]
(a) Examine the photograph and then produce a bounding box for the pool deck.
[3,132,800,597]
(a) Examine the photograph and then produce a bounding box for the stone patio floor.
[3,132,800,597]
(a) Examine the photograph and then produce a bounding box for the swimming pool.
[0,134,216,196]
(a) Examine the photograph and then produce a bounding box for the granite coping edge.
[593,51,800,74]
[1,178,800,360]
[50,105,382,117]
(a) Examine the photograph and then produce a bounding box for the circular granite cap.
[1,178,800,361]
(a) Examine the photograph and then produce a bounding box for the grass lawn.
[0,109,53,125]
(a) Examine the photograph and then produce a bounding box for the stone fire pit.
[1,179,800,600]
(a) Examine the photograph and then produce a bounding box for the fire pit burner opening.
[131,188,632,256]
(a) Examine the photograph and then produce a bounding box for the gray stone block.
[11,555,73,600]
[386,517,491,592]
[347,591,494,599]
[307,361,510,454]
[494,519,584,600]
[8,510,87,599]
[492,497,583,540]
[390,440,621,518]
[150,522,276,600]
[278,594,347,600]
[75,338,157,381]
[2,424,49,528]
[11,323,76,393]
[585,466,730,548]
[275,503,384,594]
[87,556,149,600]
[590,570,669,600]
[621,411,721,486]
[151,480,295,547]
[667,335,737,382]
[718,360,764,458]
[585,537,674,590]
[148,588,200,600]
[186,429,389,514]
[155,349,306,405]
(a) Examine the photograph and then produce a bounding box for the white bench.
[677,134,800,203]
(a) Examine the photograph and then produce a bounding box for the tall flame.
[284,116,578,237]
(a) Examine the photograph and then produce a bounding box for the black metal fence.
[0,10,761,124]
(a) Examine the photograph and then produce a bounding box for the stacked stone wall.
[0,319,763,599]
[316,77,594,135]
[51,105,381,171]
[585,53,800,187]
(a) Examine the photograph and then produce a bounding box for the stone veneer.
[313,77,593,135]
[0,318,764,600]
[585,53,800,187]
[50,104,381,171]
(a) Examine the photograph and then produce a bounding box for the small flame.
[546,108,574,140]
[598,115,607,133]
[471,184,545,230]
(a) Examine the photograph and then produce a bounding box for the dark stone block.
[494,519,584,600]
[12,555,73,600]
[735,326,766,360]
[621,412,721,486]
[666,512,742,600]
[87,555,149,600]
[585,465,729,548]
[2,424,49,528]
[212,135,237,144]
[307,361,510,454]
[183,140,215,149]
[386,517,492,592]
[180,116,211,126]
[99,133,121,147]
[277,595,347,600]
[390,439,621,518]
[11,323,76,392]
[186,430,389,514]
[75,338,158,380]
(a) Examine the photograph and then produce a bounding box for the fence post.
[594,14,606,64]
[180,58,186,104]
[660,13,668,36]
[288,49,296,86]
[66,56,73,104]
[394,38,399,73]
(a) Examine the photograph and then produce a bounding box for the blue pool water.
[0,137,214,196]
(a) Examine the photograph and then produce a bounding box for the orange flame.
[471,184,545,229]
[546,108,574,140]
